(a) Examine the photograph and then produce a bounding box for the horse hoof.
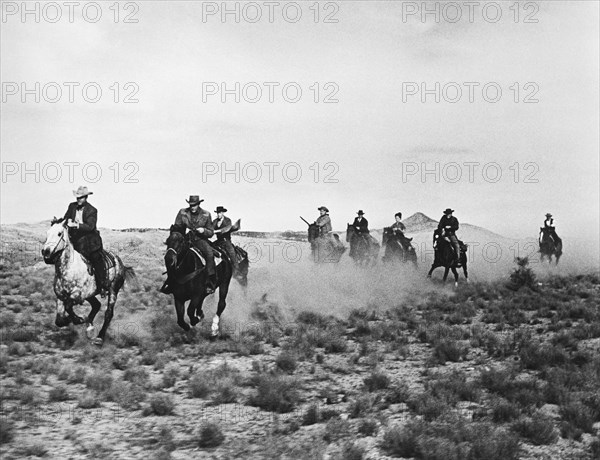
[92,337,103,347]
[85,324,96,339]
[72,316,85,325]
[189,316,201,327]
[178,322,191,332]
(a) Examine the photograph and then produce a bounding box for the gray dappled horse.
[346,224,379,267]
[539,227,562,265]
[42,220,135,345]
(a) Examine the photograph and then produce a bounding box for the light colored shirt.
[75,208,83,224]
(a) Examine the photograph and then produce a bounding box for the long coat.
[438,215,459,236]
[63,201,103,256]
[352,217,369,233]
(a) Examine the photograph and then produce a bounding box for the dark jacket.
[174,207,214,238]
[438,215,459,236]
[352,217,369,233]
[63,201,103,256]
[213,216,233,241]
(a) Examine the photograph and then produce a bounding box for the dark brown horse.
[427,229,468,286]
[381,227,418,268]
[163,226,246,335]
[539,227,562,265]
[346,224,379,267]
[42,220,136,345]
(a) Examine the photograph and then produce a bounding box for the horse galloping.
[346,225,379,267]
[381,227,418,268]
[307,222,345,264]
[539,227,562,265]
[42,220,135,345]
[164,226,244,335]
[427,229,468,286]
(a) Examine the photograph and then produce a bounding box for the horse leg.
[442,267,450,283]
[463,263,469,282]
[427,264,436,278]
[175,298,190,331]
[187,294,206,327]
[95,289,118,346]
[85,296,102,339]
[211,281,230,338]
[65,301,85,325]
[451,267,459,287]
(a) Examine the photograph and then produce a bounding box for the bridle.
[46,226,67,262]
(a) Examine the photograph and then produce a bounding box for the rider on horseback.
[212,206,238,272]
[438,208,461,264]
[61,186,107,297]
[391,212,413,250]
[543,213,560,243]
[315,206,332,235]
[173,195,216,294]
[350,210,369,258]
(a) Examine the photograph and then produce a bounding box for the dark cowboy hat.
[73,186,93,198]
[395,212,402,218]
[318,206,329,212]
[186,195,204,206]
[443,208,454,214]
[357,210,365,215]
[215,206,227,213]
[545,213,552,217]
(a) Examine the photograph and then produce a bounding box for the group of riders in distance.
[40,186,564,345]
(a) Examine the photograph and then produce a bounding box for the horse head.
[42,220,69,264]
[164,225,186,271]
[346,223,354,242]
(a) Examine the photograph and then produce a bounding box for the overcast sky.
[1,1,598,240]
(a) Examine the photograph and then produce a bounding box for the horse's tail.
[123,266,137,287]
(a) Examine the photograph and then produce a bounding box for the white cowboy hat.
[73,186,93,198]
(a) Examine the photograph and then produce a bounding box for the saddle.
[81,250,115,277]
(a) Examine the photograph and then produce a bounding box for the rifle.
[300,216,311,227]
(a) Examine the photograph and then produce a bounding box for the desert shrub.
[339,442,365,460]
[85,368,113,393]
[211,377,238,405]
[491,398,521,423]
[507,257,537,291]
[407,392,451,421]
[161,363,180,388]
[348,395,375,419]
[249,374,299,413]
[123,367,150,388]
[146,393,175,416]
[323,417,350,442]
[18,386,40,405]
[363,371,390,392]
[427,371,481,404]
[468,426,520,460]
[78,391,100,409]
[106,380,146,410]
[512,415,558,445]
[357,418,378,436]
[519,342,568,370]
[432,339,469,364]
[380,422,420,458]
[197,422,225,448]
[275,350,297,374]
[67,366,87,384]
[302,403,320,426]
[559,401,595,435]
[48,384,70,402]
[189,373,211,398]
